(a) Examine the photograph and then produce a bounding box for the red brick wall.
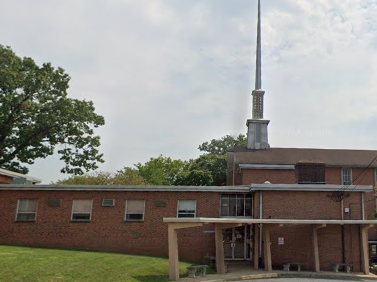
[240,169,296,185]
[0,175,12,184]
[252,190,366,271]
[0,190,220,263]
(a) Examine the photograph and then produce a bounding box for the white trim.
[239,164,295,170]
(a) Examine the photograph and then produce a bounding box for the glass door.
[223,225,252,260]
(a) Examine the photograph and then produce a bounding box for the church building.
[1,1,377,281]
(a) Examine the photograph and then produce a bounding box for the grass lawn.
[0,245,193,282]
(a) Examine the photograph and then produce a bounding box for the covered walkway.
[163,218,377,281]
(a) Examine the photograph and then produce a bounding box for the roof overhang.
[239,164,295,170]
[163,217,377,225]
[0,184,251,193]
[250,183,373,192]
[0,168,41,184]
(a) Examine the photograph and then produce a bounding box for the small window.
[102,199,115,207]
[177,200,196,218]
[72,200,93,222]
[342,168,352,185]
[125,200,145,221]
[16,199,38,221]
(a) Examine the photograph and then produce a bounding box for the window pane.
[126,214,144,221]
[245,198,253,217]
[178,200,195,211]
[73,200,92,212]
[221,196,229,216]
[16,213,36,221]
[127,200,145,213]
[72,213,91,221]
[178,200,196,218]
[229,197,236,216]
[18,199,37,212]
[236,197,244,216]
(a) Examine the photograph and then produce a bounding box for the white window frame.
[342,168,352,185]
[71,199,93,222]
[125,200,145,222]
[15,199,38,222]
[177,200,196,218]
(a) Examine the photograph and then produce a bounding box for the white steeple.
[246,0,270,150]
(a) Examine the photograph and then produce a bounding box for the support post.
[263,225,272,271]
[215,224,226,274]
[361,224,373,274]
[168,225,179,281]
[167,222,203,281]
[254,224,259,269]
[312,224,326,272]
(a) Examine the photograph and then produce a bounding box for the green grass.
[0,245,193,282]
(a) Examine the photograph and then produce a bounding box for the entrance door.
[223,225,252,260]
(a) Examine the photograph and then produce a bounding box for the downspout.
[259,191,263,259]
[341,199,345,264]
[361,192,365,220]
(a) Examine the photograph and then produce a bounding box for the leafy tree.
[191,154,227,186]
[135,155,189,185]
[0,45,105,174]
[198,134,246,155]
[174,168,213,186]
[56,168,147,185]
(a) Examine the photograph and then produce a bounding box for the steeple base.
[246,119,270,150]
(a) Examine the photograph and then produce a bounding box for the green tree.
[174,168,213,186]
[56,168,147,185]
[135,155,189,185]
[0,45,105,174]
[198,134,246,155]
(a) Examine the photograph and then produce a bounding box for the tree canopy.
[0,45,105,174]
[56,134,246,186]
[56,168,147,185]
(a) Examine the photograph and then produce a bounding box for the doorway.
[223,225,252,260]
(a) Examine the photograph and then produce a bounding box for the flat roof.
[163,217,377,225]
[0,184,251,193]
[0,183,372,192]
[250,183,373,192]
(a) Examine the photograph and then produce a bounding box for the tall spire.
[255,0,262,90]
[246,0,270,150]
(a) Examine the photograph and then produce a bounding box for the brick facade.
[0,184,373,272]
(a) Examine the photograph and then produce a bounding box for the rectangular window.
[71,200,93,222]
[125,200,145,221]
[342,168,352,185]
[221,194,253,217]
[16,199,38,221]
[177,200,196,218]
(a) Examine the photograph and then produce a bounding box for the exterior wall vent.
[48,198,62,207]
[102,199,115,207]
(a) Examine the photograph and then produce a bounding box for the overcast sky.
[1,0,377,183]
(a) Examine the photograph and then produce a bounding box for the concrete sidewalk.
[179,269,377,282]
